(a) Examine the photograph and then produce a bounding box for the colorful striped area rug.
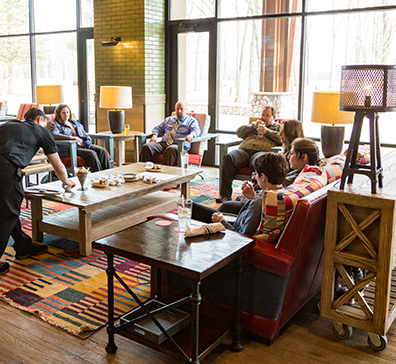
[165,177,242,208]
[1,200,150,339]
[0,177,241,339]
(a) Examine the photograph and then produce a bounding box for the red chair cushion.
[237,166,252,176]
[151,153,202,167]
[61,156,87,167]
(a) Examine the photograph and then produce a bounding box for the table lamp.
[99,86,132,134]
[339,64,396,193]
[311,91,354,158]
[36,85,64,114]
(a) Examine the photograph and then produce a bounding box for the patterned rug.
[1,200,150,339]
[165,177,242,208]
[0,178,240,338]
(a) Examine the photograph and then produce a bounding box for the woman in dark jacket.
[49,104,110,172]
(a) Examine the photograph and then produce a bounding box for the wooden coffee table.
[25,163,200,256]
[93,218,255,363]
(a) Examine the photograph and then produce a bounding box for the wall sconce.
[102,37,121,47]
[339,64,396,193]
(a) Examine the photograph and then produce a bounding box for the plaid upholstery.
[343,145,370,164]
[323,154,346,183]
[255,166,328,243]
[16,103,39,120]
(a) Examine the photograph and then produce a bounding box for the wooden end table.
[93,218,254,363]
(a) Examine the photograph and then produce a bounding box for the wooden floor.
[3,166,393,363]
[1,292,395,364]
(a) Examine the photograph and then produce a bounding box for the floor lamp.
[339,65,396,194]
[311,91,354,158]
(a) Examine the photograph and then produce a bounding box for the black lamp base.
[321,125,345,158]
[108,110,125,134]
[340,110,383,194]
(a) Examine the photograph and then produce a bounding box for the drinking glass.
[257,121,265,137]
[177,198,192,233]
[124,124,130,135]
[180,152,189,171]
[76,170,89,191]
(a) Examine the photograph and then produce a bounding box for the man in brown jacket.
[216,106,281,203]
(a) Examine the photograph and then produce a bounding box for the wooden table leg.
[105,253,118,354]
[79,209,92,256]
[191,281,201,364]
[231,256,243,351]
[181,181,191,200]
[30,196,43,242]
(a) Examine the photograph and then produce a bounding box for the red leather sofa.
[148,178,340,344]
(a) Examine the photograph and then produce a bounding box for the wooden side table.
[93,218,254,363]
[90,131,142,166]
[321,161,396,351]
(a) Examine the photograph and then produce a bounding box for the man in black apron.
[0,108,75,275]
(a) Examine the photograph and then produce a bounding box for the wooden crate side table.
[321,187,396,350]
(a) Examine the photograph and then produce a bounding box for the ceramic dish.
[145,167,162,172]
[91,182,110,188]
[25,188,62,195]
[122,173,138,182]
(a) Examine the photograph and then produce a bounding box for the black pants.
[219,149,265,199]
[139,141,179,165]
[77,144,110,172]
[0,162,32,259]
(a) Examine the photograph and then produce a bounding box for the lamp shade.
[339,65,396,112]
[99,86,132,110]
[311,91,354,125]
[36,85,64,105]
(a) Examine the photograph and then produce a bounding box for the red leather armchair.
[148,181,338,344]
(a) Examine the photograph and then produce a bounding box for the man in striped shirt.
[139,101,201,165]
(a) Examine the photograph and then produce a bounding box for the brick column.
[94,0,165,161]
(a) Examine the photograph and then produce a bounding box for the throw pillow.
[255,165,327,242]
[323,154,346,183]
[343,145,370,164]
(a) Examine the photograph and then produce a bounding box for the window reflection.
[0,0,29,35]
[34,0,77,32]
[0,36,31,115]
[35,33,78,118]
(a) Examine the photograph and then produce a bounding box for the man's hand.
[150,135,158,143]
[185,134,194,142]
[212,212,224,223]
[62,179,76,190]
[241,181,255,199]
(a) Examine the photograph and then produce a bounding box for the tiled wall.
[94,0,166,159]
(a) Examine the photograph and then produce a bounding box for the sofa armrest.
[88,133,115,167]
[55,140,78,175]
[244,238,294,277]
[176,133,220,166]
[135,133,156,162]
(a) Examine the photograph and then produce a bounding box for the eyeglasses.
[261,114,273,118]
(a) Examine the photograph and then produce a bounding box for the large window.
[168,0,396,147]
[218,17,300,130]
[0,0,92,123]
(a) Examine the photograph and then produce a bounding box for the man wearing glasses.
[216,106,281,203]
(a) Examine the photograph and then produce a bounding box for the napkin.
[184,223,225,237]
